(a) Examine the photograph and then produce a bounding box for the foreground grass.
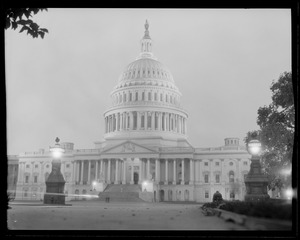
[201,199,292,221]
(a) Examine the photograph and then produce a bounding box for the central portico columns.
[181,159,185,185]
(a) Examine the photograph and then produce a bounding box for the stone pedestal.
[44,159,66,205]
[244,155,270,201]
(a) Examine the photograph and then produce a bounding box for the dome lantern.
[140,19,153,59]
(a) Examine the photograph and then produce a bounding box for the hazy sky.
[5,8,291,155]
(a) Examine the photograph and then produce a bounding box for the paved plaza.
[7,200,248,230]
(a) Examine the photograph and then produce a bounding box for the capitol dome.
[103,20,188,143]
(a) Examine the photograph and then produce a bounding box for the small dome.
[118,57,174,83]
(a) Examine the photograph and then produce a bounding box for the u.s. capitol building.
[8,21,251,203]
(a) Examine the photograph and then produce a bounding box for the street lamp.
[43,137,66,205]
[244,139,270,201]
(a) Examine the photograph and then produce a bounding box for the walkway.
[7,200,247,230]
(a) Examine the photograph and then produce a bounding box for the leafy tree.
[5,8,48,38]
[244,72,294,191]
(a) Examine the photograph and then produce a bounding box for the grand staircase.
[98,184,145,202]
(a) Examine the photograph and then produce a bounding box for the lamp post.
[244,139,270,201]
[44,137,66,205]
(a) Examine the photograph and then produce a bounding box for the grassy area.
[201,199,292,221]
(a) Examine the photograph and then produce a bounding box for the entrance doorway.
[134,172,139,184]
[159,190,165,202]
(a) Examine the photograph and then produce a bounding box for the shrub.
[218,200,292,220]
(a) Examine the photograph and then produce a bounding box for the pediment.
[101,141,157,154]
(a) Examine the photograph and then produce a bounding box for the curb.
[210,208,292,230]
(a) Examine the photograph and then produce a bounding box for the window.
[243,161,248,166]
[66,164,70,168]
[35,164,38,168]
[124,93,127,102]
[24,190,28,197]
[129,92,132,101]
[215,162,219,166]
[204,162,208,166]
[216,174,220,183]
[46,165,49,168]
[142,92,145,100]
[135,92,138,101]
[204,174,209,183]
[34,176,38,183]
[229,171,234,183]
[230,191,235,199]
[25,176,29,183]
[148,92,151,101]
[26,165,30,168]
[229,162,233,166]
[154,92,157,101]
[160,93,163,101]
[166,95,168,102]
[205,191,209,198]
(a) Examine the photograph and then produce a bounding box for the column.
[115,159,119,184]
[72,161,76,183]
[80,160,84,185]
[181,159,185,185]
[39,161,44,183]
[155,159,159,183]
[139,159,142,184]
[122,159,126,184]
[17,162,22,184]
[130,159,134,184]
[95,160,98,181]
[129,112,133,130]
[165,159,168,184]
[137,112,141,130]
[189,159,194,185]
[100,160,103,181]
[173,159,176,185]
[147,159,151,180]
[107,159,111,184]
[116,113,120,131]
[87,160,91,184]
[120,113,123,131]
[76,161,80,183]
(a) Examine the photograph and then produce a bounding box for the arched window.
[142,92,145,100]
[154,92,157,101]
[120,94,122,103]
[229,171,234,183]
[129,92,132,101]
[155,114,158,129]
[160,93,163,101]
[135,92,138,101]
[166,95,168,102]
[124,93,126,102]
[148,92,151,101]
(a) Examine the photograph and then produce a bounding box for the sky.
[5,8,291,155]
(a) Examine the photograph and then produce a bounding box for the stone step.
[105,184,141,193]
[98,192,144,202]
